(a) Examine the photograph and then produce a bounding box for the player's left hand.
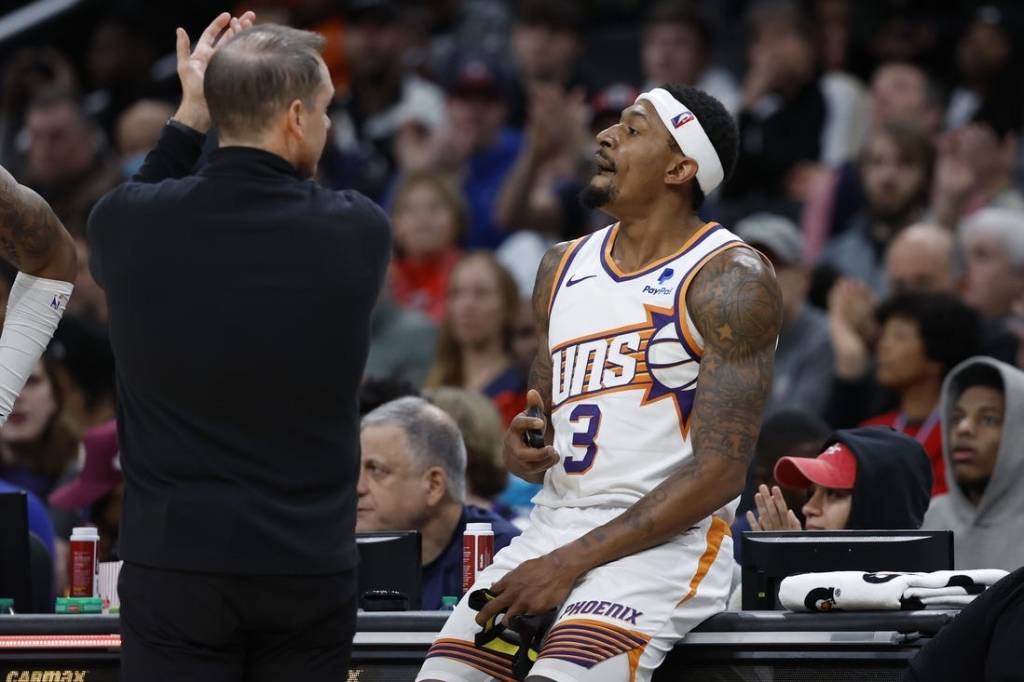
[474,553,579,627]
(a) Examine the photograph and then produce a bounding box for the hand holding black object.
[523,404,545,449]
[469,588,558,681]
[504,389,559,477]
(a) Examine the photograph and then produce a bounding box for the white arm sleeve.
[0,272,73,425]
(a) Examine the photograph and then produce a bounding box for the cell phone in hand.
[523,405,545,449]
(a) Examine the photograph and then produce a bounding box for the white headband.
[635,88,724,195]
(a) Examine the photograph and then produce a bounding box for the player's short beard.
[580,181,616,209]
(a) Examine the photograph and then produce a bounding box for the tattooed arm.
[567,247,780,562]
[477,246,781,624]
[0,164,76,282]
[0,164,76,425]
[501,241,568,484]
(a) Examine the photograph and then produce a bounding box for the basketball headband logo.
[671,112,694,128]
[636,88,724,195]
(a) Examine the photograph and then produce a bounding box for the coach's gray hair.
[204,23,326,137]
[361,397,467,502]
[960,208,1024,271]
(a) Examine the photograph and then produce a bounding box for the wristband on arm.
[0,273,73,425]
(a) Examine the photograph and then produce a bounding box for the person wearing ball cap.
[747,426,933,532]
[420,80,783,682]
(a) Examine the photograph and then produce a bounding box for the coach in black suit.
[87,13,390,681]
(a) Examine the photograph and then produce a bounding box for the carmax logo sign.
[5,672,87,681]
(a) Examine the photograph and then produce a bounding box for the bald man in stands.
[885,222,1018,363]
[885,223,957,295]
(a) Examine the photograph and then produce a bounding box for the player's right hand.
[504,389,559,477]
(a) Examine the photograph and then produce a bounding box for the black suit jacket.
[88,124,390,574]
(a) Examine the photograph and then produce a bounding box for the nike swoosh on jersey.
[566,274,597,287]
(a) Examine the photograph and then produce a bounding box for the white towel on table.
[778,569,1008,611]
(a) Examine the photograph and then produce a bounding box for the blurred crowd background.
[2,0,1024,589]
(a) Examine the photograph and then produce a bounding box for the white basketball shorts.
[416,504,734,682]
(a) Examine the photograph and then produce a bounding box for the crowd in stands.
[2,0,1024,599]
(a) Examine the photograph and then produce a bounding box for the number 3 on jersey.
[564,404,602,474]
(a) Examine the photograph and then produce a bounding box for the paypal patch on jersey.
[643,267,679,295]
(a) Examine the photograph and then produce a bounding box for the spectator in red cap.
[731,409,831,564]
[747,426,932,532]
[49,420,121,564]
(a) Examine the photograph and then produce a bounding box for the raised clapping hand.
[746,484,802,531]
[524,82,587,164]
[173,11,256,132]
[828,277,877,381]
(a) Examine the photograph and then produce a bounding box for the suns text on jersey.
[551,329,652,408]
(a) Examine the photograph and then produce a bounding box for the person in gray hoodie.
[923,356,1024,571]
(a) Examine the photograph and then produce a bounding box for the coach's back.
[88,124,389,574]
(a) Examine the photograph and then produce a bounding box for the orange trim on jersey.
[426,638,516,682]
[540,618,650,680]
[550,303,671,353]
[544,619,650,650]
[428,638,515,667]
[675,241,748,357]
[550,324,656,356]
[603,221,718,279]
[580,361,651,389]
[551,379,653,413]
[543,631,622,652]
[548,618,651,642]
[543,631,636,653]
[677,517,731,606]
[547,237,586,316]
[552,614,647,638]
[628,645,644,682]
[542,642,618,658]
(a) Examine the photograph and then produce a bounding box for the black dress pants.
[119,561,357,682]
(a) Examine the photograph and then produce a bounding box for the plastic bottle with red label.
[68,527,100,598]
[462,523,494,594]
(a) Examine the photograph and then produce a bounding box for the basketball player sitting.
[417,85,782,682]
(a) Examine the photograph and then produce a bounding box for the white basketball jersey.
[533,221,747,513]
